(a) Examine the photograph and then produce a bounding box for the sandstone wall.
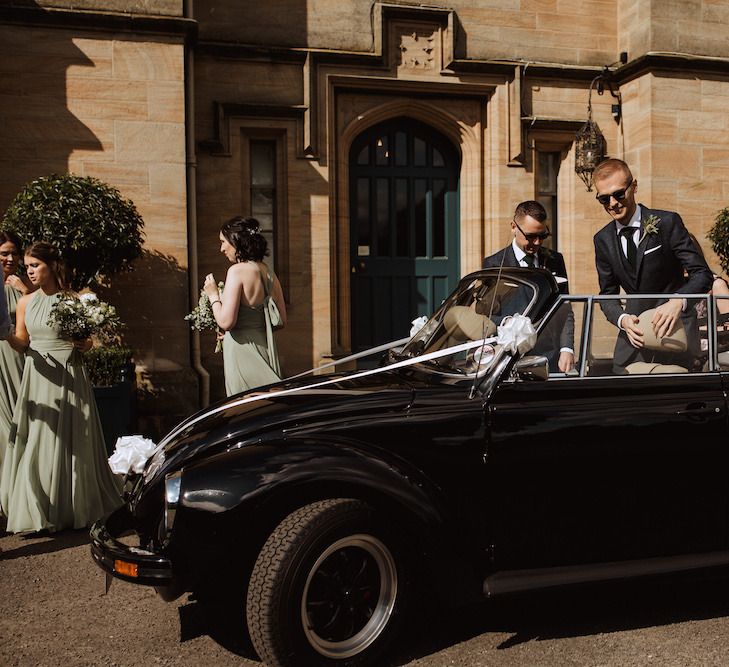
[0,21,193,434]
[4,0,729,417]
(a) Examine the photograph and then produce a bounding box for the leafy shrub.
[84,346,134,387]
[708,207,729,276]
[1,173,144,290]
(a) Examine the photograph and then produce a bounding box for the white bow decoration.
[496,314,537,355]
[108,435,157,475]
[409,315,429,337]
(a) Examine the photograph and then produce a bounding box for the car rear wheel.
[246,498,407,667]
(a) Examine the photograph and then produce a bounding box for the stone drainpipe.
[184,0,210,407]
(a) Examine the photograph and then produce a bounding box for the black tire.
[246,498,408,667]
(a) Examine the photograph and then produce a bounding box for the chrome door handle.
[676,405,721,417]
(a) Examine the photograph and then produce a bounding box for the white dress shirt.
[512,239,539,267]
[615,205,643,258]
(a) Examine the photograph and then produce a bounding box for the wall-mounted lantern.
[574,57,625,191]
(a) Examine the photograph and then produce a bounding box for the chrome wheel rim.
[301,533,397,659]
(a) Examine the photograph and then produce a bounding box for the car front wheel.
[246,498,407,667]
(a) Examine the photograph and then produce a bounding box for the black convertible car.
[91,267,729,667]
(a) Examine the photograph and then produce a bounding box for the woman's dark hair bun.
[220,216,268,262]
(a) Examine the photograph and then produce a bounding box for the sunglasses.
[596,178,634,206]
[513,219,551,242]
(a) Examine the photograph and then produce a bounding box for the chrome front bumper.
[90,506,173,587]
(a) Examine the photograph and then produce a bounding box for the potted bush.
[84,346,136,454]
[708,207,729,276]
[1,173,144,289]
[1,173,145,452]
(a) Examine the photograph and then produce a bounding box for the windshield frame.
[398,271,544,380]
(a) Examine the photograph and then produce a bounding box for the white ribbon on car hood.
[155,314,538,454]
[156,336,498,451]
[287,336,411,381]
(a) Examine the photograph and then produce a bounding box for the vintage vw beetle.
[91,267,729,667]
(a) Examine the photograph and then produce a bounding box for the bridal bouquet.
[185,282,224,352]
[47,292,121,343]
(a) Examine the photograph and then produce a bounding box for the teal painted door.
[349,117,461,353]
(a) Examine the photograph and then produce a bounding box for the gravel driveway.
[2,529,729,667]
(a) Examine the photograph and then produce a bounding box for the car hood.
[142,266,559,485]
[142,369,418,485]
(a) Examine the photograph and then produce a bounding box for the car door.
[485,298,729,571]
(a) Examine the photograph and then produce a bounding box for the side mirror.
[514,355,549,381]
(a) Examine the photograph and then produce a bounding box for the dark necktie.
[523,254,536,268]
[620,227,638,267]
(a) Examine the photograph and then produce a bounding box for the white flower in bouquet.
[108,435,157,475]
[47,292,121,343]
[184,282,224,352]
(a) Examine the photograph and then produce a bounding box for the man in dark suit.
[483,200,575,373]
[592,158,712,373]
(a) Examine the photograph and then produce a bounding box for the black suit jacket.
[593,205,712,370]
[483,244,568,287]
[483,245,574,370]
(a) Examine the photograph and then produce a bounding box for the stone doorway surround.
[196,4,504,368]
[333,92,488,356]
[313,6,503,359]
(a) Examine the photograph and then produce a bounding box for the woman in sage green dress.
[0,231,31,479]
[0,242,121,532]
[203,216,287,396]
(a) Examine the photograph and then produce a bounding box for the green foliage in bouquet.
[709,207,729,276]
[84,346,134,387]
[47,292,122,344]
[185,282,224,352]
[1,173,144,290]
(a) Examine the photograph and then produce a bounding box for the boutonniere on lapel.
[638,214,660,245]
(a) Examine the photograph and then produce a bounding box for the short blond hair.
[593,158,632,184]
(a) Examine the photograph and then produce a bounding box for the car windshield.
[399,273,537,375]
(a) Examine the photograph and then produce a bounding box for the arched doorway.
[349,117,461,353]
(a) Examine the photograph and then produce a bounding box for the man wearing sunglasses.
[484,200,574,373]
[592,158,711,373]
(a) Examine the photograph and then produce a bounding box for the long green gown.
[0,285,25,475]
[223,266,282,396]
[0,290,122,532]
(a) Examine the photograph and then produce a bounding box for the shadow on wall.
[98,249,196,441]
[0,0,102,213]
[195,0,308,45]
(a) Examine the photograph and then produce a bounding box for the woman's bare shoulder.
[227,262,253,278]
[17,291,36,306]
[712,275,729,291]
[228,261,263,287]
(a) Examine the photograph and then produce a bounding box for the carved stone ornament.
[397,27,438,71]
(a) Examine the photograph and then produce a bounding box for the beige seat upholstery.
[718,351,729,369]
[625,362,688,374]
[442,306,496,342]
[621,308,690,374]
[635,308,687,352]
